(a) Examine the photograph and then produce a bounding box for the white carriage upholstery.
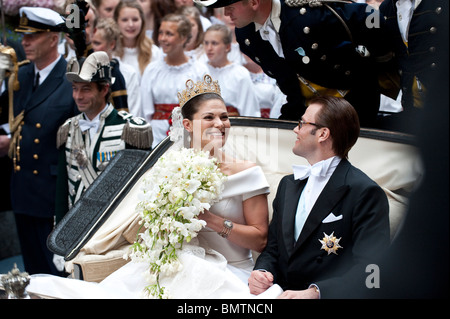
[65,123,423,282]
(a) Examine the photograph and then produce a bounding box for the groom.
[248,96,390,298]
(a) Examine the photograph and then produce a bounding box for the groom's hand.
[248,270,274,295]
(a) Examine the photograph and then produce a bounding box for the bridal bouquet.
[128,147,227,298]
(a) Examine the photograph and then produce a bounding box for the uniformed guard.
[0,7,79,276]
[195,0,394,128]
[55,51,152,224]
[379,0,448,133]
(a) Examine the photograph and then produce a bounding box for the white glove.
[52,254,66,272]
[0,51,13,84]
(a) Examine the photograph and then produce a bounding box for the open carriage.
[1,117,423,298]
[46,117,422,283]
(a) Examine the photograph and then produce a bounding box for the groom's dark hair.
[310,96,360,159]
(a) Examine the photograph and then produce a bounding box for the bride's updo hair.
[181,93,225,120]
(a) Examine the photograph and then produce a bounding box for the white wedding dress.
[27,166,283,299]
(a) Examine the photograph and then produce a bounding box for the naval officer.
[0,7,79,275]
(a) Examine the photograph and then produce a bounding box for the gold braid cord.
[0,45,24,171]
[285,0,352,7]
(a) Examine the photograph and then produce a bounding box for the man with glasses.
[248,96,390,298]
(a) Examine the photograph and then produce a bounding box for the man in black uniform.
[0,7,79,275]
[195,0,393,127]
[379,0,448,134]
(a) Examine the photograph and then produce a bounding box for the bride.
[27,75,283,299]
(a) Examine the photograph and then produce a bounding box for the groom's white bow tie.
[292,162,326,180]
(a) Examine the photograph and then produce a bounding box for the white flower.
[128,148,226,299]
[178,206,197,220]
[185,179,201,194]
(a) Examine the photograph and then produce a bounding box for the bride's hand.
[197,209,223,233]
[198,209,212,222]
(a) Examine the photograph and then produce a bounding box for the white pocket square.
[322,213,343,223]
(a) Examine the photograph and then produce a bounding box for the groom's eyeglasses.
[298,120,323,129]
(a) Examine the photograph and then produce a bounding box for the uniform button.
[429,46,436,53]
[303,27,310,34]
[430,27,437,34]
[345,70,351,76]
[255,56,261,63]
[245,39,250,46]
[311,43,318,50]
[33,154,39,160]
[320,55,326,61]
[16,165,21,171]
[431,63,437,68]
[36,123,42,128]
[436,7,442,14]
[300,7,306,15]
[34,138,40,144]
[33,170,39,175]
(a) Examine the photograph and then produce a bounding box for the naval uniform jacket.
[380,0,448,110]
[54,105,152,223]
[5,56,78,218]
[236,0,390,126]
[255,159,390,297]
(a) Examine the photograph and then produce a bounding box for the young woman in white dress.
[179,77,269,277]
[27,75,284,298]
[91,18,142,117]
[178,5,206,61]
[113,0,162,82]
[140,13,209,147]
[201,24,260,117]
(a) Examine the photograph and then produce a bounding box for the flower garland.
[127,147,227,298]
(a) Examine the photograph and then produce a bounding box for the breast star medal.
[319,232,343,255]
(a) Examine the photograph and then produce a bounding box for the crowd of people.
[0,0,448,299]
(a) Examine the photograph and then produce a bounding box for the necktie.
[33,72,40,91]
[294,189,308,240]
[259,19,284,58]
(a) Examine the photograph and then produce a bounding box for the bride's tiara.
[177,74,221,108]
